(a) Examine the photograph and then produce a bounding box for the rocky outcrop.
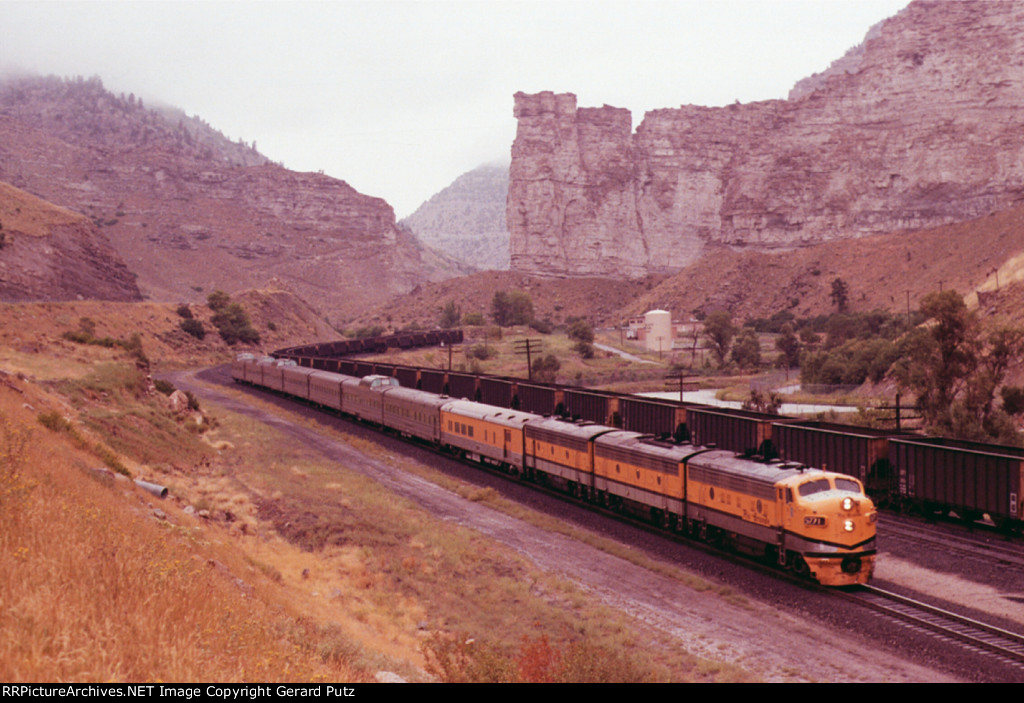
[400,163,510,270]
[509,0,1024,278]
[0,181,141,302]
[0,75,465,317]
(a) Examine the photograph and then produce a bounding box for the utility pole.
[514,338,542,380]
[664,370,698,402]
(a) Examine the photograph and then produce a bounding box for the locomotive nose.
[841,555,862,574]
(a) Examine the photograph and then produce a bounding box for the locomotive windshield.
[798,476,864,497]
[834,478,863,494]
[798,478,832,497]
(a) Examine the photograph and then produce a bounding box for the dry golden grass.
[0,299,756,682]
[0,383,368,682]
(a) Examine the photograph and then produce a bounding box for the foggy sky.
[0,0,909,219]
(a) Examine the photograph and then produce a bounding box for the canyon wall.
[509,1,1024,278]
[0,75,466,318]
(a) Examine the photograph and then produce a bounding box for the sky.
[0,0,910,219]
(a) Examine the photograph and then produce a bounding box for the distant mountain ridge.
[400,163,510,271]
[0,74,467,318]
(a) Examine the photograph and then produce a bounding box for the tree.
[775,323,801,368]
[830,278,850,313]
[567,318,595,358]
[492,290,534,327]
[439,300,461,329]
[702,311,735,365]
[566,318,594,345]
[889,290,1024,443]
[730,327,762,369]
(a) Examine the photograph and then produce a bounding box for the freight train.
[232,355,877,587]
[269,350,1024,533]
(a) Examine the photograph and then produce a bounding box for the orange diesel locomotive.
[233,359,876,585]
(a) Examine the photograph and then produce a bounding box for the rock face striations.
[0,75,463,317]
[508,1,1024,278]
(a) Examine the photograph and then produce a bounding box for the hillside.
[0,75,467,318]
[628,203,1024,324]
[353,270,658,330]
[400,163,510,271]
[0,180,140,302]
[353,202,1024,334]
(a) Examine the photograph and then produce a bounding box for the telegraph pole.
[514,338,542,380]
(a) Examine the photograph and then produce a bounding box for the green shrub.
[37,411,73,433]
[468,344,494,360]
[532,354,560,382]
[529,318,554,334]
[211,302,259,346]
[206,290,231,311]
[153,379,176,396]
[179,318,206,340]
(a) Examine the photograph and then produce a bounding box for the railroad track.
[844,585,1024,671]
[880,514,1024,571]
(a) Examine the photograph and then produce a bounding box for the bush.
[800,337,898,386]
[462,312,486,326]
[179,318,206,340]
[529,318,554,334]
[351,325,384,339]
[532,354,560,382]
[206,290,231,311]
[153,379,176,396]
[468,344,494,360]
[730,328,762,369]
[176,304,193,319]
[211,302,259,346]
[566,318,594,345]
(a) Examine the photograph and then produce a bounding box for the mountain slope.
[0,74,466,317]
[401,163,510,271]
[0,180,141,302]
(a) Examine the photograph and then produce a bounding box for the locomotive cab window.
[834,478,862,494]
[798,478,832,497]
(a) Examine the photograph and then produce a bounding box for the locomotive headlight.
[841,497,854,511]
[843,519,855,532]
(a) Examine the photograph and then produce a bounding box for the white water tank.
[644,309,672,352]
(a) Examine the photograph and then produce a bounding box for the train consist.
[268,350,1024,533]
[233,355,878,586]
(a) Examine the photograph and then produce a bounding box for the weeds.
[422,631,653,683]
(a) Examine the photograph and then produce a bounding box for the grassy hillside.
[0,299,751,682]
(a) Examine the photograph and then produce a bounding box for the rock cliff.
[0,75,465,317]
[508,0,1024,278]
